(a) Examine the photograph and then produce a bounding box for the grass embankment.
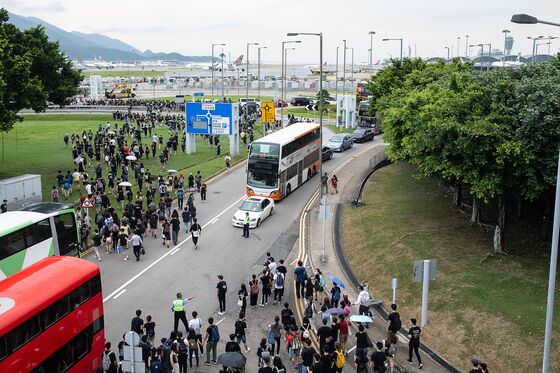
[0,114,260,208]
[326,125,353,134]
[284,107,336,120]
[81,70,165,78]
[342,162,559,372]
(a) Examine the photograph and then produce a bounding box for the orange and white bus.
[0,256,105,372]
[247,122,320,200]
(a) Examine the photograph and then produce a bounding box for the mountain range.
[7,11,212,62]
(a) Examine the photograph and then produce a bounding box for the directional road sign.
[185,102,239,136]
[412,259,437,282]
[261,102,276,123]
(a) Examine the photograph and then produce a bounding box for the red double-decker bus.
[0,256,105,372]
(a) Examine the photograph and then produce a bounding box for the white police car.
[232,196,275,228]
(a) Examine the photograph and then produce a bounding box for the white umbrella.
[118,181,133,187]
[74,156,84,164]
[167,169,178,173]
[350,314,374,323]
[126,155,137,161]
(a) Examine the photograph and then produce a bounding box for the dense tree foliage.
[367,57,560,252]
[0,8,81,132]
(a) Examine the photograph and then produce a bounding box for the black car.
[350,128,374,143]
[290,97,312,106]
[322,146,333,161]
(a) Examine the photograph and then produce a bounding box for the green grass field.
[81,70,165,78]
[0,114,261,210]
[284,107,336,120]
[342,162,560,372]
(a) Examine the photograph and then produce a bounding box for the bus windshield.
[249,143,280,160]
[248,159,279,189]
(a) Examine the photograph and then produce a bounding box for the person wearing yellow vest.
[171,292,194,333]
[242,212,250,238]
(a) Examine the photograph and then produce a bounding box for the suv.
[239,98,261,107]
[290,97,311,106]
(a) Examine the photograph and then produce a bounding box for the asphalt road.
[86,125,372,349]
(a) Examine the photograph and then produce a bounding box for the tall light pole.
[465,35,469,57]
[368,31,376,70]
[287,31,325,260]
[281,40,301,126]
[335,46,339,102]
[342,39,347,94]
[545,36,558,55]
[257,46,267,102]
[211,43,225,97]
[220,52,226,99]
[502,30,510,67]
[246,42,259,102]
[536,41,552,55]
[350,47,354,88]
[445,46,450,60]
[511,13,560,373]
[382,38,403,61]
[284,47,296,99]
[527,36,545,63]
[457,36,461,58]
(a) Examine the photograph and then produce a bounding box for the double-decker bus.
[247,122,320,200]
[0,256,105,372]
[0,203,80,280]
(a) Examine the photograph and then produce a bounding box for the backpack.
[335,350,346,368]
[235,320,244,336]
[188,338,197,350]
[250,282,259,294]
[102,351,111,371]
[290,333,302,350]
[275,273,284,287]
[304,303,313,319]
[210,325,220,343]
[178,342,188,357]
[388,342,397,356]
[161,342,172,371]
[392,315,402,332]
[150,358,162,373]
[281,309,292,325]
[332,287,341,302]
[319,275,326,288]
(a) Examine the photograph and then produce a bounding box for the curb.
[332,162,461,373]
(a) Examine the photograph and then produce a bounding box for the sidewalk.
[302,140,452,373]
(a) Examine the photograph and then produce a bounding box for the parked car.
[350,128,375,143]
[325,133,353,152]
[276,99,288,107]
[232,196,275,228]
[290,97,312,106]
[322,146,334,161]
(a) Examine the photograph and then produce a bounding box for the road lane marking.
[210,218,219,224]
[103,195,246,303]
[169,247,181,256]
[290,258,298,266]
[347,345,356,353]
[113,289,126,299]
[216,317,226,325]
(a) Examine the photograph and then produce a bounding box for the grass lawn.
[0,114,261,211]
[326,125,353,134]
[341,162,560,372]
[284,107,336,120]
[81,70,165,78]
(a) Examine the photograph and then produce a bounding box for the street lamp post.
[511,13,560,373]
[465,35,469,57]
[342,39,347,94]
[445,46,450,60]
[287,31,326,261]
[211,43,225,97]
[502,29,510,67]
[246,42,259,103]
[257,46,267,102]
[382,38,403,61]
[281,40,301,126]
[220,52,226,99]
[457,37,461,58]
[350,47,354,89]
[368,31,376,71]
[527,36,545,63]
[284,47,296,104]
[335,46,339,103]
[546,36,558,55]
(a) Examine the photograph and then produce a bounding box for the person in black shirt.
[316,318,332,353]
[258,355,274,373]
[469,358,482,373]
[0,199,7,214]
[225,333,241,352]
[92,229,103,261]
[300,339,316,371]
[371,342,387,373]
[131,309,144,336]
[407,318,423,369]
[170,213,181,245]
[103,341,118,373]
[216,275,227,315]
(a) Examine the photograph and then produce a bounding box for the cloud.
[20,1,66,12]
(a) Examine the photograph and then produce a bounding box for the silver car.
[326,133,353,152]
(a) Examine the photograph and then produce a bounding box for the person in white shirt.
[188,311,204,355]
[268,257,277,276]
[355,285,371,317]
[129,232,143,261]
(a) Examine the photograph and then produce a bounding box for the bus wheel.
[313,165,317,175]
[286,185,291,195]
[307,169,312,181]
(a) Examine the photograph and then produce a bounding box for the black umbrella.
[217,351,246,368]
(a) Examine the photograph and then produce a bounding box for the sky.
[3,0,560,64]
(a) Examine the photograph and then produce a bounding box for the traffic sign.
[413,259,437,282]
[81,197,94,209]
[261,102,276,123]
[185,102,239,136]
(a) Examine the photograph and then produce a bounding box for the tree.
[0,8,81,133]
[315,89,332,112]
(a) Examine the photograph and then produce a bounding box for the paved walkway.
[302,139,453,373]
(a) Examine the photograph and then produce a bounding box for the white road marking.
[290,258,298,266]
[210,218,219,224]
[303,255,308,267]
[103,195,246,303]
[113,289,126,299]
[216,317,226,325]
[169,247,181,256]
[347,345,356,353]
